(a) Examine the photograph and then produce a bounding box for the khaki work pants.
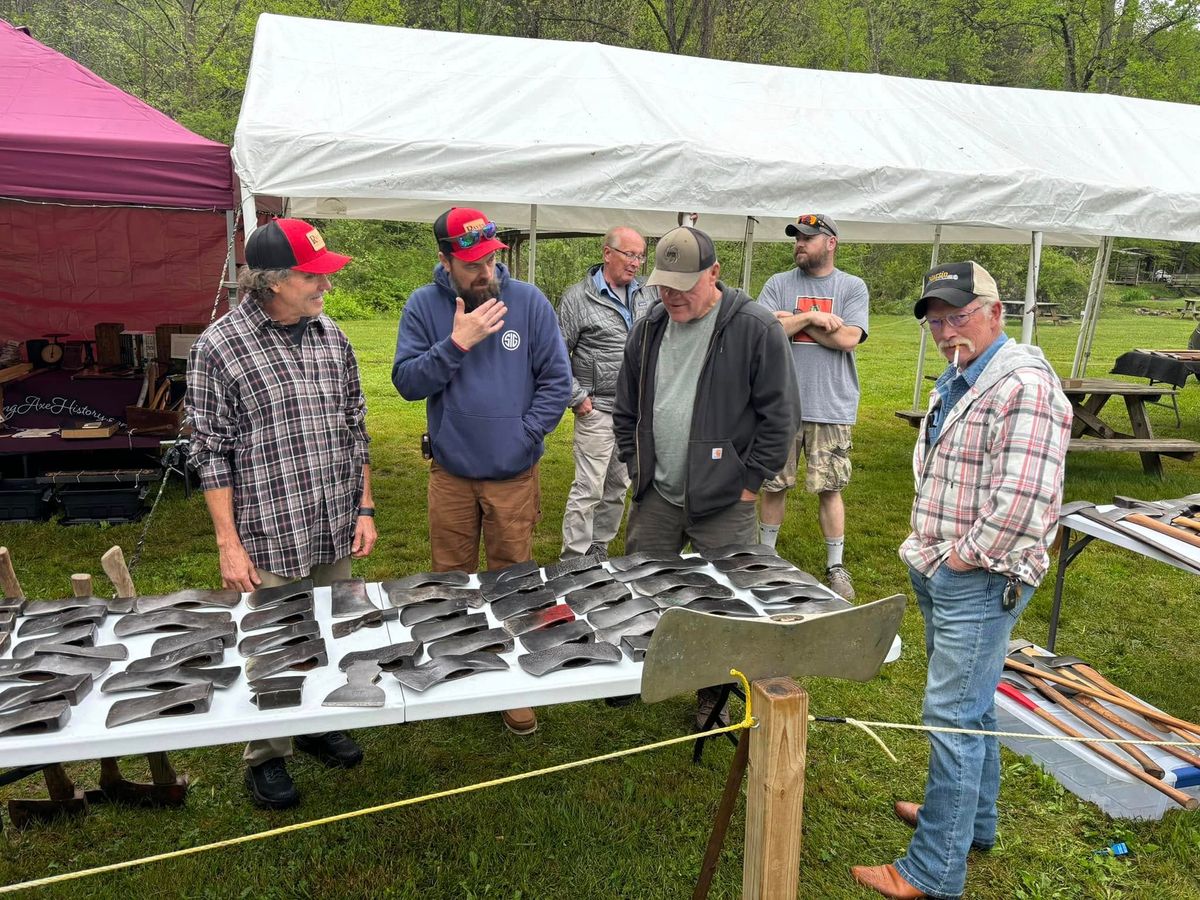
[428,461,541,573]
[243,556,352,766]
[560,409,631,557]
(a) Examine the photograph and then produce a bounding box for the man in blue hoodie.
[392,207,571,735]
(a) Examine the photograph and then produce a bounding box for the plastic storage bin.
[0,478,53,521]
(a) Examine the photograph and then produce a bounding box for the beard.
[796,245,833,273]
[452,274,501,310]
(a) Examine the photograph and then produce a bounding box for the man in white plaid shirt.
[853,261,1071,900]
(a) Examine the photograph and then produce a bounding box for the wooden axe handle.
[101,546,137,599]
[997,682,1197,810]
[1171,516,1200,533]
[1025,674,1165,779]
[0,547,24,599]
[1126,513,1200,550]
[1072,662,1200,736]
[71,574,93,598]
[1004,658,1200,734]
[1076,696,1200,770]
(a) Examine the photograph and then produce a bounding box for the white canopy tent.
[232,13,1200,379]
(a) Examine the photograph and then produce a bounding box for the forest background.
[3,0,1198,313]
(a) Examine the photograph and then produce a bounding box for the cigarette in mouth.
[952,346,960,370]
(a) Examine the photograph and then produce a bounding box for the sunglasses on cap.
[795,214,834,233]
[447,221,499,250]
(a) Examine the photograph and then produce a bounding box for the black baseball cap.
[914,261,1000,319]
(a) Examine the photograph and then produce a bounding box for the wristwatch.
[357,506,375,517]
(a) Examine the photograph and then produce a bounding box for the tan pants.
[243,556,352,766]
[560,409,631,557]
[428,461,541,573]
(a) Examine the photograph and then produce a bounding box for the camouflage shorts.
[763,422,852,494]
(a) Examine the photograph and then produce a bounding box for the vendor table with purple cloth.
[0,369,163,473]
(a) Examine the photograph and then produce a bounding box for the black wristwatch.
[357,506,375,517]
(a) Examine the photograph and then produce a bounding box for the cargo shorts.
[762,422,852,494]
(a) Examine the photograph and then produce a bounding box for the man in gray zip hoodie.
[557,227,658,559]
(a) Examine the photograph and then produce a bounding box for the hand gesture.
[451,297,507,349]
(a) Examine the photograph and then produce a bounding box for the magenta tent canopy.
[0,19,234,208]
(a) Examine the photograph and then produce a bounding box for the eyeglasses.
[925,304,984,331]
[448,221,498,249]
[606,246,647,263]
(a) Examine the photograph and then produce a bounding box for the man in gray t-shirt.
[757,214,868,600]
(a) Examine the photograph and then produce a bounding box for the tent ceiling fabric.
[233,14,1200,245]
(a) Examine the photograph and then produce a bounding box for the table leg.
[1071,394,1119,439]
[1124,396,1164,477]
[1048,527,1095,652]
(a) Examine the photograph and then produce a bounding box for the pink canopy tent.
[0,19,236,343]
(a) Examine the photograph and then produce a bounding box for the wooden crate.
[94,322,125,367]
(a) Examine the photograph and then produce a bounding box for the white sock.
[826,537,845,568]
[759,523,781,549]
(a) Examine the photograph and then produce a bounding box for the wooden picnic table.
[1060,377,1200,476]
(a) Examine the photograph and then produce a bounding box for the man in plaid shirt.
[853,262,1071,900]
[188,218,376,811]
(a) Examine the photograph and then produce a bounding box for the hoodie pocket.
[686,439,745,517]
[435,408,536,480]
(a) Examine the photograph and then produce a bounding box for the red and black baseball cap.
[245,218,351,274]
[434,207,508,263]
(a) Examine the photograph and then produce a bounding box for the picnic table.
[1002,300,1066,322]
[1060,377,1200,477]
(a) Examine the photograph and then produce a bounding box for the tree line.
[3,0,1196,311]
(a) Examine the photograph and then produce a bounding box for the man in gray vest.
[557,227,658,559]
[613,225,800,729]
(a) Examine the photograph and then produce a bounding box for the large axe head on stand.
[640,594,905,702]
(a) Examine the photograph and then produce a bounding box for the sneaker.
[294,731,364,769]
[693,687,730,732]
[501,707,538,735]
[585,542,609,561]
[244,758,300,810]
[826,564,856,600]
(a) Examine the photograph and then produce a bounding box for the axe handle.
[1026,675,1166,779]
[1077,696,1200,769]
[999,680,1197,810]
[1171,516,1200,533]
[101,546,137,599]
[1126,513,1200,550]
[71,574,93,598]
[1004,659,1200,734]
[1073,663,1200,737]
[0,547,24,600]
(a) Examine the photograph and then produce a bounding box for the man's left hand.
[352,515,377,558]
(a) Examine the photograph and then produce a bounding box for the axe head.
[1059,500,1093,517]
[1008,639,1037,654]
[1045,655,1087,668]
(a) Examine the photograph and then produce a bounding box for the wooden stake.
[100,546,137,599]
[0,547,24,600]
[742,678,808,900]
[693,730,750,900]
[71,574,93,598]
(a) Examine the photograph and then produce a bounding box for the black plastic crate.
[0,478,54,521]
[55,483,149,525]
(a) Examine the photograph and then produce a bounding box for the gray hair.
[238,266,294,305]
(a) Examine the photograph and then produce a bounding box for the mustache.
[937,338,975,353]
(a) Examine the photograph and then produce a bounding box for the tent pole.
[1020,231,1043,345]
[528,204,538,285]
[911,226,943,412]
[740,216,756,293]
[1072,237,1108,377]
[224,209,237,310]
[1080,237,1114,377]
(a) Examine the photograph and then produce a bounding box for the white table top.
[1061,505,1200,574]
[1,560,903,766]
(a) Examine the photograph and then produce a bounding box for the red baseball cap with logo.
[245,218,352,274]
[434,207,509,263]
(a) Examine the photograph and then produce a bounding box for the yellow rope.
[0,670,756,895]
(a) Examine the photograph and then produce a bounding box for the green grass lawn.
[2,311,1199,898]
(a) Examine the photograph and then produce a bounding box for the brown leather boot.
[850,864,926,898]
[501,707,538,735]
[894,800,920,828]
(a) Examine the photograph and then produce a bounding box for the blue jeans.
[894,565,1032,900]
